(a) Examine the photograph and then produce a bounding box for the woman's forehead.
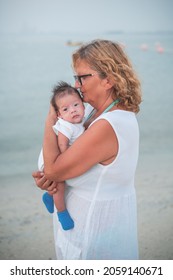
[74,60,92,72]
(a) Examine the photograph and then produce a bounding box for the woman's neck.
[84,96,119,129]
[90,93,115,115]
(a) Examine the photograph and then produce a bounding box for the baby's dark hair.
[51,81,82,112]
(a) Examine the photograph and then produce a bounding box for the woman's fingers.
[32,171,55,190]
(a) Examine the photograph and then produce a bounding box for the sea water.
[0,32,173,181]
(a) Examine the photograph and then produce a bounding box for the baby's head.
[51,81,85,124]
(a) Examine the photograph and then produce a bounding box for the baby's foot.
[57,210,74,230]
[42,192,54,213]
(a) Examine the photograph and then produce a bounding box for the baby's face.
[57,93,85,124]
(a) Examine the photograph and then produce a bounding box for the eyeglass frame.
[73,73,95,86]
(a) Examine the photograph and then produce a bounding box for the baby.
[38,81,85,230]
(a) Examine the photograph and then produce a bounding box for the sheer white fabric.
[53,109,139,260]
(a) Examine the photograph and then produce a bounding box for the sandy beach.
[136,153,173,260]
[0,174,56,260]
[0,151,172,260]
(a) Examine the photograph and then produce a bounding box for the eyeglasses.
[73,74,95,86]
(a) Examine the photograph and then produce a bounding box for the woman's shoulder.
[93,110,135,124]
[88,110,138,137]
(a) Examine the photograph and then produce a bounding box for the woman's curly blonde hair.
[72,39,142,113]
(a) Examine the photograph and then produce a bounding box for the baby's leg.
[54,182,74,230]
[53,182,66,212]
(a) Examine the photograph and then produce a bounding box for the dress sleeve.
[52,118,73,140]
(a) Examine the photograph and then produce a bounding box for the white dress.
[53,109,139,260]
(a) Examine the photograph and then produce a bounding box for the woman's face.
[73,60,107,107]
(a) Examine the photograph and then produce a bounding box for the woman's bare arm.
[43,108,118,182]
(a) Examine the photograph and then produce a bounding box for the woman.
[32,39,142,260]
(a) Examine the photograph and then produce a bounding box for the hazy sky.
[0,0,173,34]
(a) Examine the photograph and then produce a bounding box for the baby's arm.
[58,132,70,153]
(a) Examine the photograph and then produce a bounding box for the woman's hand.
[32,171,58,194]
[46,103,58,124]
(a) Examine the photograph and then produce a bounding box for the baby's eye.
[63,108,68,112]
[74,103,79,107]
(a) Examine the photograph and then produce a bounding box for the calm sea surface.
[0,32,173,179]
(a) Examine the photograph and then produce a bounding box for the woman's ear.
[101,77,114,90]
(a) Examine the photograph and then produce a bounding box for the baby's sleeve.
[52,118,73,140]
